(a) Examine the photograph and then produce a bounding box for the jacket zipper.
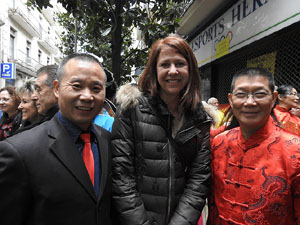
[166,115,173,224]
[165,118,210,223]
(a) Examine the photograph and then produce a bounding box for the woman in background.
[273,84,300,135]
[111,35,211,225]
[17,79,39,131]
[0,86,22,140]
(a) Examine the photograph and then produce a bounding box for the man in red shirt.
[209,67,300,225]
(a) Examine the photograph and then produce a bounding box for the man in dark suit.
[0,53,112,225]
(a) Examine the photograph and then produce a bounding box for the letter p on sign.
[1,63,16,79]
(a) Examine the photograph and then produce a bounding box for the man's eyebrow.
[93,80,104,85]
[68,78,104,85]
[234,87,269,92]
[68,78,80,83]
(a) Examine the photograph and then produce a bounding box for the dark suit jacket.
[0,116,112,225]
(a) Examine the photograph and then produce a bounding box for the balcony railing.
[38,29,58,54]
[8,0,41,37]
[8,49,43,76]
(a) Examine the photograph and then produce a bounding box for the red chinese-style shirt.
[273,105,300,136]
[209,116,300,225]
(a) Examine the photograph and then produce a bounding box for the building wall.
[0,0,63,88]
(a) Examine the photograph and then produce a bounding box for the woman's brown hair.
[138,35,202,111]
[0,86,21,106]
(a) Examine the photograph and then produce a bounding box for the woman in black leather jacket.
[111,35,211,225]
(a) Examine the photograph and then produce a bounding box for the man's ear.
[272,91,278,106]
[53,80,59,99]
[228,93,233,108]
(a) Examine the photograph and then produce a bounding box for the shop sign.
[190,0,300,66]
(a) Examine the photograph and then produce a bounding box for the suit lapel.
[94,125,109,202]
[48,117,97,202]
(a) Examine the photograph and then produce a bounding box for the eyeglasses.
[286,92,298,97]
[232,91,271,102]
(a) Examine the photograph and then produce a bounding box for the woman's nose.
[168,64,178,75]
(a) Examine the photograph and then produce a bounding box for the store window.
[26,40,31,64]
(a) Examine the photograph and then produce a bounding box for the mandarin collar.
[275,104,290,112]
[238,116,274,151]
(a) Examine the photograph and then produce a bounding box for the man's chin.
[38,111,47,116]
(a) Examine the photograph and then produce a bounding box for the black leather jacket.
[111,84,211,225]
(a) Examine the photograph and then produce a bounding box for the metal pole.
[74,15,77,53]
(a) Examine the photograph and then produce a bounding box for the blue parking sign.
[1,63,16,79]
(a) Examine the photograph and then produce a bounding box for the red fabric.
[218,103,230,113]
[80,133,94,185]
[273,105,300,136]
[197,213,203,225]
[209,117,300,225]
[0,121,13,140]
[210,125,226,140]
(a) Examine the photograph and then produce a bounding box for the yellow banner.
[247,52,277,75]
[216,37,230,59]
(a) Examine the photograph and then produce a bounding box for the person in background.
[103,68,117,116]
[94,68,117,132]
[0,86,22,141]
[202,101,220,129]
[93,104,114,132]
[207,97,224,128]
[111,35,211,225]
[16,79,39,132]
[207,97,219,108]
[31,64,59,122]
[291,102,300,118]
[16,65,59,133]
[0,98,2,118]
[273,84,300,135]
[202,100,238,141]
[0,53,112,225]
[209,67,300,224]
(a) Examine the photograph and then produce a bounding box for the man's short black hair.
[57,53,104,82]
[230,67,275,93]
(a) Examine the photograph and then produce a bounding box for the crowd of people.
[0,35,299,225]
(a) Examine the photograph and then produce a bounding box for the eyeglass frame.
[231,91,272,102]
[285,92,299,97]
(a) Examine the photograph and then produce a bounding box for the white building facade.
[0,0,64,88]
